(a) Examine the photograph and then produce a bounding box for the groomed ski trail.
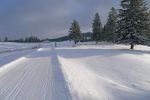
[0,48,71,100]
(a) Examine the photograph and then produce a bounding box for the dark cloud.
[0,0,149,39]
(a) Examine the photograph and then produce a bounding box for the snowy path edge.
[51,47,72,100]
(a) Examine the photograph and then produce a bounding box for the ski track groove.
[51,48,72,100]
[0,62,31,97]
[42,64,50,100]
[45,62,53,100]
[7,66,33,100]
[0,48,72,100]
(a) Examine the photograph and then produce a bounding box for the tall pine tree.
[104,7,117,42]
[117,0,150,49]
[69,20,82,44]
[92,12,103,43]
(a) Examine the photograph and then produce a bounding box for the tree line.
[0,36,41,43]
[69,0,150,49]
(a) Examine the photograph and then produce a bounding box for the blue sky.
[0,0,149,39]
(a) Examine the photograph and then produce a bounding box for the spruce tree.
[147,11,150,45]
[92,12,103,43]
[117,0,150,49]
[102,25,106,41]
[69,20,82,44]
[104,7,117,42]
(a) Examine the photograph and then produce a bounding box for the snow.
[57,43,150,100]
[0,42,38,53]
[0,41,150,100]
[0,48,71,100]
[0,50,35,66]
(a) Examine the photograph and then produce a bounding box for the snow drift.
[57,45,150,100]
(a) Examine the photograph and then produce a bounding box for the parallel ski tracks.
[0,48,72,100]
[0,62,33,100]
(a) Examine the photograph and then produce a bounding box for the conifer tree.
[102,25,106,41]
[69,20,83,44]
[117,0,150,49]
[147,11,150,45]
[92,12,103,43]
[104,7,117,42]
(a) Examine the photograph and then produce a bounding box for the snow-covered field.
[0,42,38,53]
[57,45,150,100]
[0,42,150,100]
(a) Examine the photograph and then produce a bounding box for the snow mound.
[57,46,150,100]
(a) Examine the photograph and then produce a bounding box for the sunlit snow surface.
[0,41,150,100]
[57,42,150,100]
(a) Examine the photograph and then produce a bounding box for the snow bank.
[57,46,150,100]
[0,57,26,77]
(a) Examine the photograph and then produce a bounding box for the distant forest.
[1,32,92,43]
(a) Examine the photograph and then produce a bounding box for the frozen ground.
[0,41,150,100]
